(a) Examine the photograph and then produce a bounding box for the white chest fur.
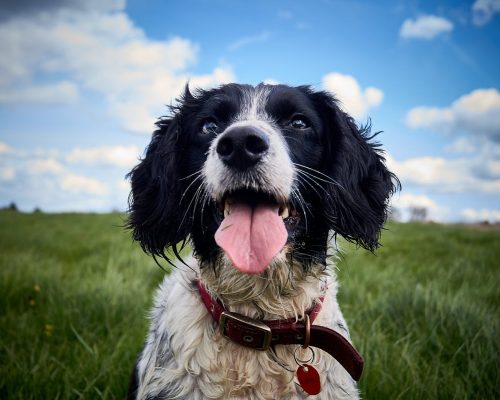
[136,261,359,400]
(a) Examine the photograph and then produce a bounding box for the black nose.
[216,126,270,170]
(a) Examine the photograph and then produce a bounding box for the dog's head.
[128,83,398,274]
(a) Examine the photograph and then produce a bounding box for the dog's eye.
[202,120,219,135]
[290,117,309,130]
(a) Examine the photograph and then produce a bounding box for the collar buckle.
[219,311,272,351]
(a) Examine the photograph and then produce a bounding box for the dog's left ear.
[312,90,399,250]
[127,111,191,259]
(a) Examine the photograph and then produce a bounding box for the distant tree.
[7,202,18,212]
[410,206,427,222]
[33,207,43,213]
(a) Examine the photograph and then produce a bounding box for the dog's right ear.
[305,88,399,251]
[127,112,190,259]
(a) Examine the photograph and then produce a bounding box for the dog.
[126,83,398,399]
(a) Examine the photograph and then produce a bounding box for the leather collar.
[196,280,364,381]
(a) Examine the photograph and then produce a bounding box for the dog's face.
[128,83,398,274]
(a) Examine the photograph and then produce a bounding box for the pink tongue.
[215,202,288,274]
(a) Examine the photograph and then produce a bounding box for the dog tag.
[296,364,321,395]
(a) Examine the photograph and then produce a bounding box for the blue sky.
[0,0,499,222]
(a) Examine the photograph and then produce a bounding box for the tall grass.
[338,223,499,399]
[0,211,498,399]
[0,212,164,399]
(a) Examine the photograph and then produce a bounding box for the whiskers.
[179,170,213,234]
[291,163,348,228]
[293,163,345,194]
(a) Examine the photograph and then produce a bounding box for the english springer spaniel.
[127,83,398,399]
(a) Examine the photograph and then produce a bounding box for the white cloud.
[322,72,383,119]
[27,158,65,174]
[406,107,454,131]
[0,142,12,154]
[0,81,78,104]
[22,156,108,195]
[406,88,500,142]
[386,153,500,194]
[400,15,453,39]
[66,145,140,168]
[115,178,131,205]
[188,66,236,91]
[472,0,500,26]
[116,178,130,191]
[0,166,15,181]
[445,137,478,154]
[0,7,235,134]
[390,193,449,222]
[462,207,500,223]
[59,172,108,195]
[228,31,270,51]
[0,147,110,196]
[263,78,280,85]
[0,142,134,212]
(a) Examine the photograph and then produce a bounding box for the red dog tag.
[296,364,321,395]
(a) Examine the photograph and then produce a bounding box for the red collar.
[196,280,364,381]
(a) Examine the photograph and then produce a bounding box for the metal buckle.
[219,311,272,351]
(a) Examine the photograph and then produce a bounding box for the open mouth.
[219,189,297,220]
[214,189,298,275]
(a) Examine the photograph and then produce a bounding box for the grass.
[338,223,500,399]
[0,212,164,399]
[0,211,499,399]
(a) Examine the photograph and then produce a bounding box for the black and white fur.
[127,83,398,399]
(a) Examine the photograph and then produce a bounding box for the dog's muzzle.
[203,120,296,274]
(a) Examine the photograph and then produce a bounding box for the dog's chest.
[209,337,316,398]
[136,271,358,399]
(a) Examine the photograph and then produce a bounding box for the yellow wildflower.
[44,324,54,336]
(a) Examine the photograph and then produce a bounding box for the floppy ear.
[127,113,191,259]
[313,91,399,250]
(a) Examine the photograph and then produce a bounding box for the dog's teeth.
[224,199,232,217]
[280,206,289,219]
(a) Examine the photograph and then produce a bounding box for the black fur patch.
[127,83,399,266]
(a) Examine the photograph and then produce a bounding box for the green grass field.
[1,211,499,399]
